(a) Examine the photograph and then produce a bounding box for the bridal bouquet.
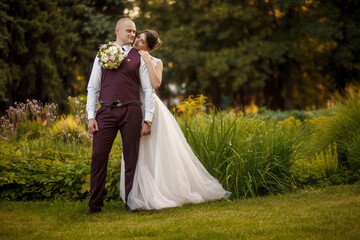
[97,42,126,70]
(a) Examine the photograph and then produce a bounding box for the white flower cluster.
[97,42,126,70]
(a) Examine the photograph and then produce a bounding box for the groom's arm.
[139,57,155,122]
[86,56,101,132]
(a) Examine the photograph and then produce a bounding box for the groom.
[85,18,155,214]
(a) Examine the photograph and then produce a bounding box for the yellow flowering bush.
[50,115,92,145]
[277,116,302,127]
[175,94,209,117]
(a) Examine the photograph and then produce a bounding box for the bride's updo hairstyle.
[140,29,162,52]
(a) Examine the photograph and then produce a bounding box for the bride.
[120,29,230,211]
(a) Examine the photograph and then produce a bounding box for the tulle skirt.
[120,95,230,210]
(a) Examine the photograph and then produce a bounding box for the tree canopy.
[1,0,359,112]
[0,0,127,111]
[135,0,360,109]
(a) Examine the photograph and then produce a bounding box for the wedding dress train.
[120,59,230,210]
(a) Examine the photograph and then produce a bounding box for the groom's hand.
[141,123,151,137]
[88,118,99,133]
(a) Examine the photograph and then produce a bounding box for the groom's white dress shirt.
[86,44,155,121]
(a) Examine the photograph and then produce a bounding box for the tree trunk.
[265,60,284,110]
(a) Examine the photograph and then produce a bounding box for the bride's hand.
[139,50,151,62]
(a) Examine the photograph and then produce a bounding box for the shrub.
[254,107,328,122]
[0,143,122,201]
[292,144,338,185]
[67,95,88,127]
[178,112,303,198]
[174,94,208,116]
[304,87,360,169]
[1,89,360,201]
[49,115,91,144]
[347,131,360,171]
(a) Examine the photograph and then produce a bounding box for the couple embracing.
[85,18,230,215]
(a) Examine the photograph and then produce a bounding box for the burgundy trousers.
[88,105,142,211]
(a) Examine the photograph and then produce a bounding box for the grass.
[1,184,359,240]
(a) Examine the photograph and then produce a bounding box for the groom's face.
[116,20,136,45]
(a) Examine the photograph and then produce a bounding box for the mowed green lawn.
[1,184,359,240]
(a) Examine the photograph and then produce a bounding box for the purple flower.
[38,153,42,157]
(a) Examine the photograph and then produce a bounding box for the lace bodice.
[151,57,161,67]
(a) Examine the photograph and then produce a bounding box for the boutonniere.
[97,42,126,70]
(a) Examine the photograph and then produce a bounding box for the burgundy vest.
[100,48,141,105]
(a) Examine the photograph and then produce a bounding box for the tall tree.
[0,0,128,113]
[134,0,359,110]
[321,0,360,93]
[1,0,82,111]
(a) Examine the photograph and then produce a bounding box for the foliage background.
[1,0,360,113]
[0,0,359,202]
[0,91,359,201]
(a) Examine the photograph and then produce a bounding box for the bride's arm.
[139,50,163,89]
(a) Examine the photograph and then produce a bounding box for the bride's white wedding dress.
[120,58,230,210]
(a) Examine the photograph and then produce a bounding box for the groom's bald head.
[116,18,134,28]
[115,17,136,46]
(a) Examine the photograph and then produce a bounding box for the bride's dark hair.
[140,29,162,52]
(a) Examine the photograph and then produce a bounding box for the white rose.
[109,46,118,55]
[101,54,109,63]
